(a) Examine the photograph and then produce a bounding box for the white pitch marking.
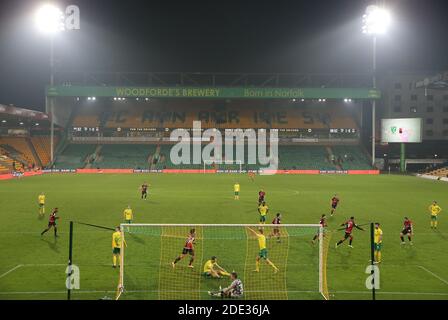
[0,265,23,279]
[418,265,448,286]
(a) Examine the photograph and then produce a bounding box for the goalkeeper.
[208,272,243,299]
[203,256,230,278]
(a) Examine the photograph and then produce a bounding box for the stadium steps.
[325,146,342,170]
[26,138,42,168]
[30,136,59,168]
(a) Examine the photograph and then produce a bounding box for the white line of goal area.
[0,289,447,297]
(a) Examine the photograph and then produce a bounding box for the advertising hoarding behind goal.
[381,118,422,143]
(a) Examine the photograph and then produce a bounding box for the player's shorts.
[48,222,56,227]
[401,227,412,235]
[259,248,268,259]
[431,215,438,220]
[258,198,264,203]
[259,215,266,223]
[273,227,280,233]
[125,219,132,224]
[142,190,148,195]
[344,232,352,239]
[234,192,239,196]
[202,271,212,277]
[374,243,382,251]
[182,248,194,255]
[331,203,338,209]
[113,247,121,255]
[39,203,44,207]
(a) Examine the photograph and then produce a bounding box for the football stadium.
[1,0,448,304]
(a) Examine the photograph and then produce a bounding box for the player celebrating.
[140,182,149,200]
[400,217,413,245]
[312,214,327,244]
[203,256,230,278]
[40,207,59,237]
[330,194,339,216]
[234,182,240,200]
[428,201,442,229]
[112,226,126,268]
[247,227,279,273]
[374,222,383,264]
[38,192,45,216]
[172,228,196,268]
[335,216,364,248]
[208,272,243,299]
[123,205,133,224]
[258,201,269,224]
[258,189,266,206]
[269,213,282,242]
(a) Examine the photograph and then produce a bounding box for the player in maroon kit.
[40,208,59,237]
[330,194,340,216]
[269,213,282,242]
[140,182,150,200]
[258,190,266,206]
[400,217,413,245]
[335,216,364,248]
[312,214,327,244]
[172,228,196,268]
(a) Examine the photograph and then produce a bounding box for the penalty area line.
[0,265,23,279]
[418,266,448,286]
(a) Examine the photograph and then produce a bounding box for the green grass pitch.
[0,173,447,300]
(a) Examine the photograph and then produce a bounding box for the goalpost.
[116,224,331,300]
[203,159,243,173]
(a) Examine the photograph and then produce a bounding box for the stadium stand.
[72,100,358,130]
[0,137,38,167]
[427,166,448,178]
[54,144,97,169]
[30,136,59,167]
[53,143,372,170]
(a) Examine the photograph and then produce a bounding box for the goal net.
[116,224,331,300]
[203,160,243,173]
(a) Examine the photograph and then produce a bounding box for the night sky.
[0,0,448,111]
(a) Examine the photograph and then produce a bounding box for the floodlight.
[362,5,391,35]
[35,4,64,34]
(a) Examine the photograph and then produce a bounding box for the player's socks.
[435,221,438,228]
[267,260,278,271]
[400,236,404,242]
[255,260,260,272]
[377,252,381,262]
[113,256,117,266]
[173,257,181,264]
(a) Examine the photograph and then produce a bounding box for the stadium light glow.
[362,5,391,35]
[35,4,65,34]
[1,120,6,123]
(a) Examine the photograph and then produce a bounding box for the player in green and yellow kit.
[234,183,240,200]
[38,192,45,216]
[247,227,278,273]
[123,205,133,224]
[258,202,269,224]
[429,201,442,229]
[112,226,126,268]
[374,222,383,264]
